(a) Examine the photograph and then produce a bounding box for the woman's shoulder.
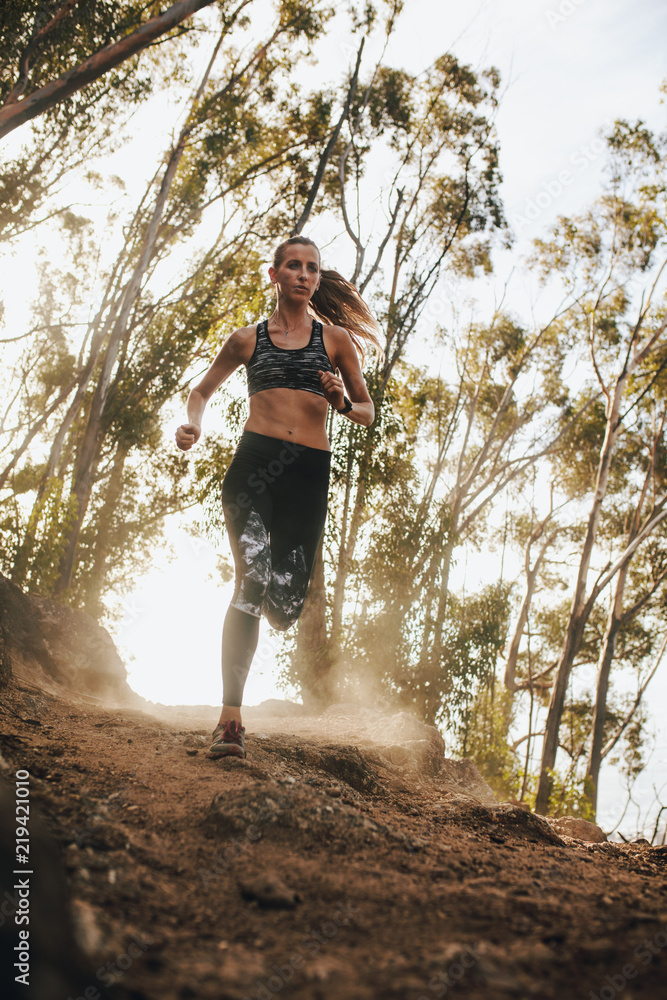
[320,322,353,342]
[229,323,259,340]
[321,323,355,357]
[225,324,259,361]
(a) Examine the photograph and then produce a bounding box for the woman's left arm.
[318,328,375,427]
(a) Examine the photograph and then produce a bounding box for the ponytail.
[272,237,384,364]
[311,269,384,365]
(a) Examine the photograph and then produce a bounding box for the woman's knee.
[262,598,306,631]
[262,545,310,630]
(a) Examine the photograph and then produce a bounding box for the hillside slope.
[1,677,666,1000]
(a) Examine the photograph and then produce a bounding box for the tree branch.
[291,38,366,237]
[0,0,217,140]
[600,633,667,760]
[3,0,83,107]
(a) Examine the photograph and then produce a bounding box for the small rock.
[386,775,411,792]
[305,956,345,982]
[475,957,522,991]
[511,941,556,965]
[578,939,616,961]
[185,749,199,757]
[71,898,105,956]
[384,744,410,765]
[239,873,300,909]
[437,759,497,805]
[182,734,207,748]
[548,817,607,843]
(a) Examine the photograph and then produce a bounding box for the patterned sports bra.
[246,319,335,397]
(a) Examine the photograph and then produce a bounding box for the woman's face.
[270,244,320,301]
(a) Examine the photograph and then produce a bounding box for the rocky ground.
[1,676,667,1000]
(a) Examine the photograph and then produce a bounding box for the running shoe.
[206,719,246,759]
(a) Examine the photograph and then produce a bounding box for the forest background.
[1,0,666,840]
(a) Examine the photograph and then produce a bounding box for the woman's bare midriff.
[244,387,331,451]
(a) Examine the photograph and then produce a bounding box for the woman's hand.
[318,370,345,410]
[175,422,201,451]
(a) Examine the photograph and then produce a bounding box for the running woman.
[175,236,382,759]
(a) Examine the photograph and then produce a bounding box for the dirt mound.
[0,572,141,707]
[1,679,666,1000]
[252,736,383,794]
[202,778,390,847]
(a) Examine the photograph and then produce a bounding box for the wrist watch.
[335,396,353,414]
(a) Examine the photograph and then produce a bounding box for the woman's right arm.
[175,329,249,451]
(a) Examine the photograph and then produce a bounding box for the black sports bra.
[246,319,335,397]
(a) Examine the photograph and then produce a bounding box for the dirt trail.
[1,678,666,1000]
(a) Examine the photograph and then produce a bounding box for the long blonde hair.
[272,237,384,364]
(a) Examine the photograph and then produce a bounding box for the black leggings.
[220,431,330,706]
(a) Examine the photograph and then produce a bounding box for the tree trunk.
[0,0,217,139]
[417,506,457,674]
[52,32,225,595]
[503,529,555,735]
[296,538,333,707]
[535,379,623,814]
[584,566,626,815]
[82,442,130,620]
[330,440,370,646]
[584,428,660,815]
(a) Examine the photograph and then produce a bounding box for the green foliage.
[535,768,596,821]
[550,395,609,498]
[617,706,649,787]
[191,429,239,540]
[0,1,198,107]
[0,0,187,239]
[10,477,79,593]
[453,684,522,801]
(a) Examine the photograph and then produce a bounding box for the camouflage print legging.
[219,430,330,705]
